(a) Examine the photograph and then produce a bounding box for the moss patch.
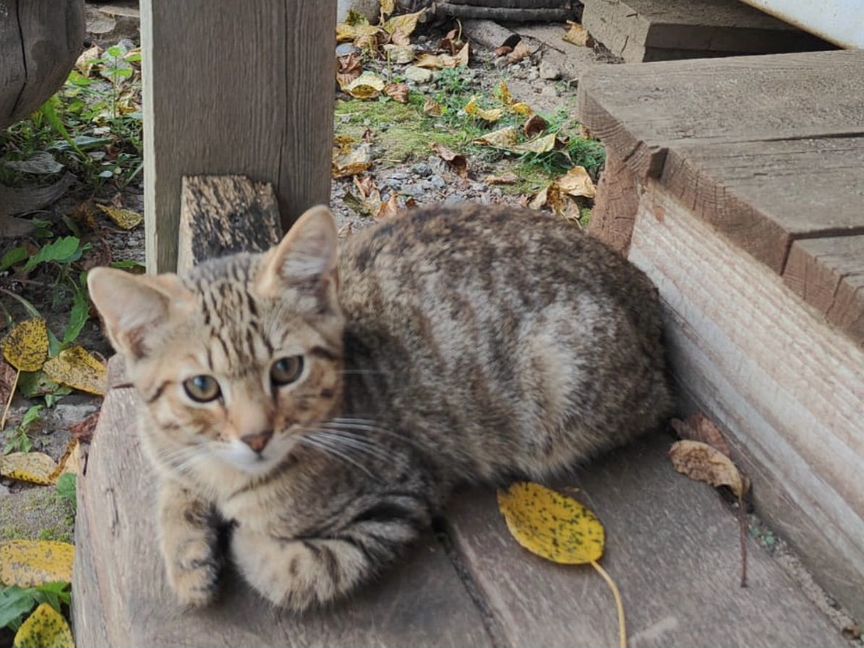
[0,487,74,544]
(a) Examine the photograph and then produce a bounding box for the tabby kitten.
[87,204,672,611]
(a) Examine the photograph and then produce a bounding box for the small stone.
[412,163,433,177]
[526,68,540,81]
[336,43,359,57]
[405,66,434,84]
[540,85,559,99]
[430,175,446,190]
[539,60,561,80]
[494,57,511,70]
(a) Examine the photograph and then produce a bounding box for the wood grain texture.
[588,151,640,255]
[576,49,864,178]
[178,176,283,271]
[784,236,864,347]
[141,0,335,273]
[72,387,496,648]
[581,0,828,63]
[0,0,84,129]
[627,182,864,620]
[446,434,849,648]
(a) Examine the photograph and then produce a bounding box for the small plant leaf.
[0,542,74,589]
[0,453,57,485]
[13,602,74,648]
[2,321,49,372]
[42,346,107,396]
[497,482,605,564]
[21,238,84,274]
[61,289,90,349]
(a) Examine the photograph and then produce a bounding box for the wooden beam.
[141,0,335,273]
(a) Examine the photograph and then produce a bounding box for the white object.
[740,0,864,48]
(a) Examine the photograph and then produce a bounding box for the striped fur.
[87,204,672,611]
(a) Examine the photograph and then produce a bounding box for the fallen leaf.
[431,143,468,178]
[563,21,592,47]
[523,114,548,138]
[413,53,444,69]
[423,98,444,117]
[671,413,732,457]
[13,602,74,648]
[510,102,534,116]
[384,82,410,103]
[49,439,82,481]
[529,183,566,215]
[376,194,401,221]
[382,43,415,64]
[497,81,514,106]
[42,346,108,396]
[474,126,520,148]
[75,45,102,75]
[344,176,383,218]
[336,53,363,88]
[354,32,381,54]
[512,132,558,154]
[508,41,533,63]
[2,153,64,176]
[452,43,470,67]
[439,27,463,55]
[494,45,513,57]
[380,0,396,19]
[557,166,597,199]
[382,9,425,37]
[96,204,142,230]
[0,453,57,485]
[336,20,380,44]
[345,71,386,99]
[669,440,749,498]
[390,28,412,47]
[498,482,605,564]
[465,97,503,123]
[2,320,49,373]
[484,173,519,186]
[333,141,373,178]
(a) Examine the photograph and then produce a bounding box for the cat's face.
[88,206,345,478]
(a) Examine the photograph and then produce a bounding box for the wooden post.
[141,1,336,273]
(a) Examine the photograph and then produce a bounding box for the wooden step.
[581,0,832,63]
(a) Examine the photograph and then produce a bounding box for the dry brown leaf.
[669,440,750,498]
[49,439,82,482]
[2,320,49,372]
[484,173,519,186]
[345,72,385,99]
[439,27,464,55]
[423,98,444,116]
[390,29,412,47]
[69,411,99,443]
[563,21,592,47]
[382,9,425,37]
[354,175,379,199]
[494,45,513,57]
[42,346,108,396]
[557,166,596,199]
[333,141,373,178]
[512,132,558,154]
[336,53,363,88]
[523,114,548,138]
[414,45,468,70]
[474,126,520,148]
[414,53,444,69]
[508,41,533,63]
[465,97,503,123]
[382,43,415,64]
[452,43,470,67]
[376,194,401,221]
[671,413,733,457]
[336,21,381,44]
[432,143,468,178]
[384,82,410,104]
[75,45,102,76]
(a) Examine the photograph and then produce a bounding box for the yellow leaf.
[423,98,444,117]
[13,603,74,648]
[498,482,605,564]
[42,346,107,396]
[513,132,558,154]
[2,320,49,373]
[0,452,57,485]
[380,0,396,19]
[96,204,142,230]
[382,9,425,36]
[346,72,385,100]
[557,166,597,199]
[563,21,592,47]
[511,102,534,116]
[49,439,82,482]
[474,126,520,148]
[414,53,444,69]
[498,81,514,106]
[465,97,503,123]
[336,21,380,43]
[0,540,75,586]
[333,142,373,179]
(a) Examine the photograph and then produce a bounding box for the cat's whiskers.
[323,418,428,451]
[305,429,395,463]
[296,436,377,479]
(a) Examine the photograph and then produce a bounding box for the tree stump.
[0,0,84,130]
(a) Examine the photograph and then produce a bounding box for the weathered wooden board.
[73,385,496,648]
[784,236,864,347]
[626,182,864,621]
[447,434,849,648]
[581,0,829,63]
[588,151,640,255]
[141,0,335,273]
[577,50,864,179]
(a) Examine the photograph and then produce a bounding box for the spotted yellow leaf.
[2,320,49,372]
[42,346,107,396]
[345,72,385,100]
[97,204,142,230]
[474,126,520,148]
[0,452,58,485]
[0,540,74,587]
[13,603,74,648]
[497,482,605,564]
[464,97,503,123]
[511,102,534,116]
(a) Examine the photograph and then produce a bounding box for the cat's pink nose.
[241,430,273,453]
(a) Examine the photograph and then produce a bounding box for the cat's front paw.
[164,538,221,607]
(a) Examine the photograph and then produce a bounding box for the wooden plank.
[141,0,335,273]
[177,176,282,270]
[581,0,828,63]
[784,236,864,347]
[73,387,496,648]
[577,50,864,179]
[0,0,26,127]
[660,136,864,273]
[446,434,849,648]
[626,182,864,621]
[588,151,641,255]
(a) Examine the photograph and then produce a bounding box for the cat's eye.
[271,356,304,386]
[183,375,222,402]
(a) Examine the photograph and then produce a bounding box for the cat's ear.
[255,205,339,298]
[87,268,195,360]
